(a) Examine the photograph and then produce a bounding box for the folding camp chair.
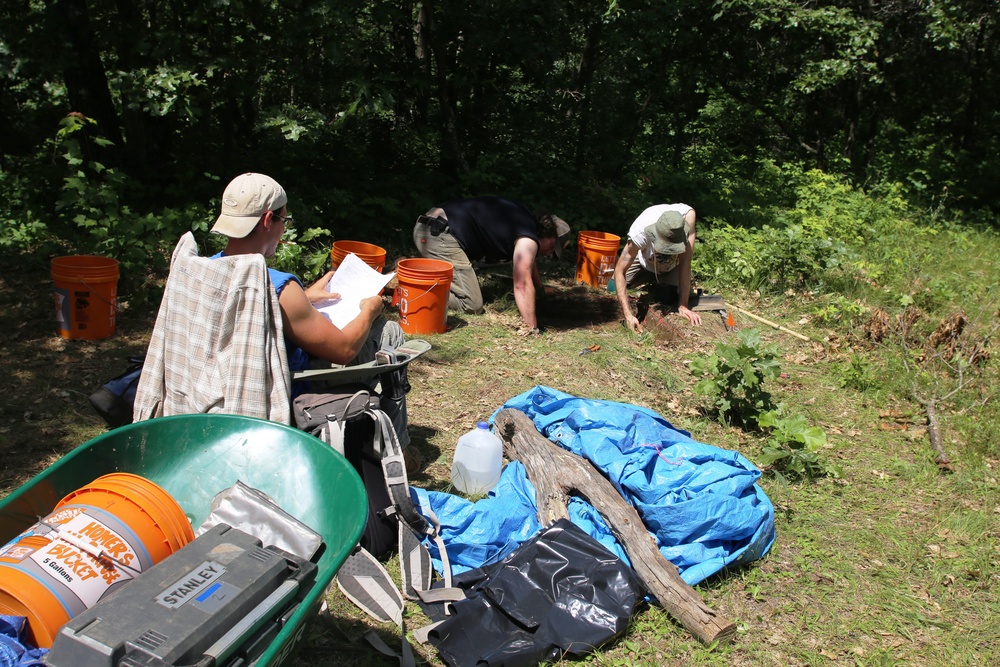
[131,231,427,428]
[125,234,449,664]
[130,232,432,550]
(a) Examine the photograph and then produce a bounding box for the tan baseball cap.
[548,215,572,258]
[211,173,288,238]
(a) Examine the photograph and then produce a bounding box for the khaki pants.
[412,222,485,314]
[623,254,680,288]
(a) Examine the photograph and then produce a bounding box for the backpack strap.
[368,408,455,604]
[372,410,430,536]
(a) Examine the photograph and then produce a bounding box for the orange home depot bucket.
[575,231,621,289]
[395,258,453,334]
[0,473,193,647]
[51,255,119,340]
[331,240,387,273]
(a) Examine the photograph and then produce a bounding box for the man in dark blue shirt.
[413,196,569,332]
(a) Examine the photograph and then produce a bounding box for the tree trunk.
[571,19,603,172]
[112,0,169,179]
[426,8,469,177]
[494,408,737,646]
[51,0,123,160]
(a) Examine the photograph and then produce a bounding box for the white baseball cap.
[211,173,288,238]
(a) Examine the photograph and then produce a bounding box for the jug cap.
[477,421,489,429]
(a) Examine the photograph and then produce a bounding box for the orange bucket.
[575,231,621,289]
[395,258,453,334]
[331,240,387,273]
[51,255,119,340]
[0,473,193,647]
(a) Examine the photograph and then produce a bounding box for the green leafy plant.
[757,408,838,480]
[47,114,194,287]
[690,328,781,427]
[839,353,874,391]
[811,294,866,324]
[697,221,852,294]
[271,226,335,283]
[753,223,852,291]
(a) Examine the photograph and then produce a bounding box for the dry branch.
[898,309,1000,472]
[923,398,952,469]
[494,408,736,645]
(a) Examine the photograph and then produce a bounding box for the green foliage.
[1,0,997,300]
[758,223,851,290]
[111,65,208,119]
[810,294,865,325]
[757,408,838,480]
[690,328,781,427]
[50,115,194,283]
[271,226,335,283]
[784,169,871,242]
[839,353,874,392]
[697,222,851,293]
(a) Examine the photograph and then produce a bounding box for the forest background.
[2,0,998,280]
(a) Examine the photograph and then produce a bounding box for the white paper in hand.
[316,253,395,329]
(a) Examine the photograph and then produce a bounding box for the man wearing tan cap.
[612,203,702,333]
[413,196,571,333]
[210,173,412,448]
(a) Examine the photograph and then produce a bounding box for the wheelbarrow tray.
[0,413,367,667]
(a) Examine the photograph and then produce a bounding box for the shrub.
[757,408,839,480]
[839,353,875,392]
[690,328,781,427]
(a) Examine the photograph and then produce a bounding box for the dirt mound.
[537,281,732,344]
[640,302,732,344]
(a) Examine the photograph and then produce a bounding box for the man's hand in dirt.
[678,306,702,326]
[624,314,644,334]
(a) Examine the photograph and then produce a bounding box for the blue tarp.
[0,616,47,667]
[412,386,776,586]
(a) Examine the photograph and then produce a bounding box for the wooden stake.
[729,304,812,342]
[494,408,737,646]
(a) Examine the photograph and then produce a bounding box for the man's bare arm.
[614,241,643,333]
[676,209,701,326]
[512,237,540,329]
[278,281,383,364]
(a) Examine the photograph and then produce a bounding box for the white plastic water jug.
[451,421,503,495]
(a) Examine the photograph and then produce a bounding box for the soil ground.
[0,260,155,494]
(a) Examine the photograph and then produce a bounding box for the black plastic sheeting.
[422,519,645,667]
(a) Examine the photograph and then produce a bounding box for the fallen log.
[494,408,736,645]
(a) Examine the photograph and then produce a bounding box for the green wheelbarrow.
[0,413,367,666]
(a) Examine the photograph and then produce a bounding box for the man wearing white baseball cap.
[210,173,412,448]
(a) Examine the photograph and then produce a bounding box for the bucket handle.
[397,279,442,305]
[54,525,143,578]
[74,278,117,307]
[581,253,617,274]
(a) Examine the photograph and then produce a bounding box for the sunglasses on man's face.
[273,213,294,226]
